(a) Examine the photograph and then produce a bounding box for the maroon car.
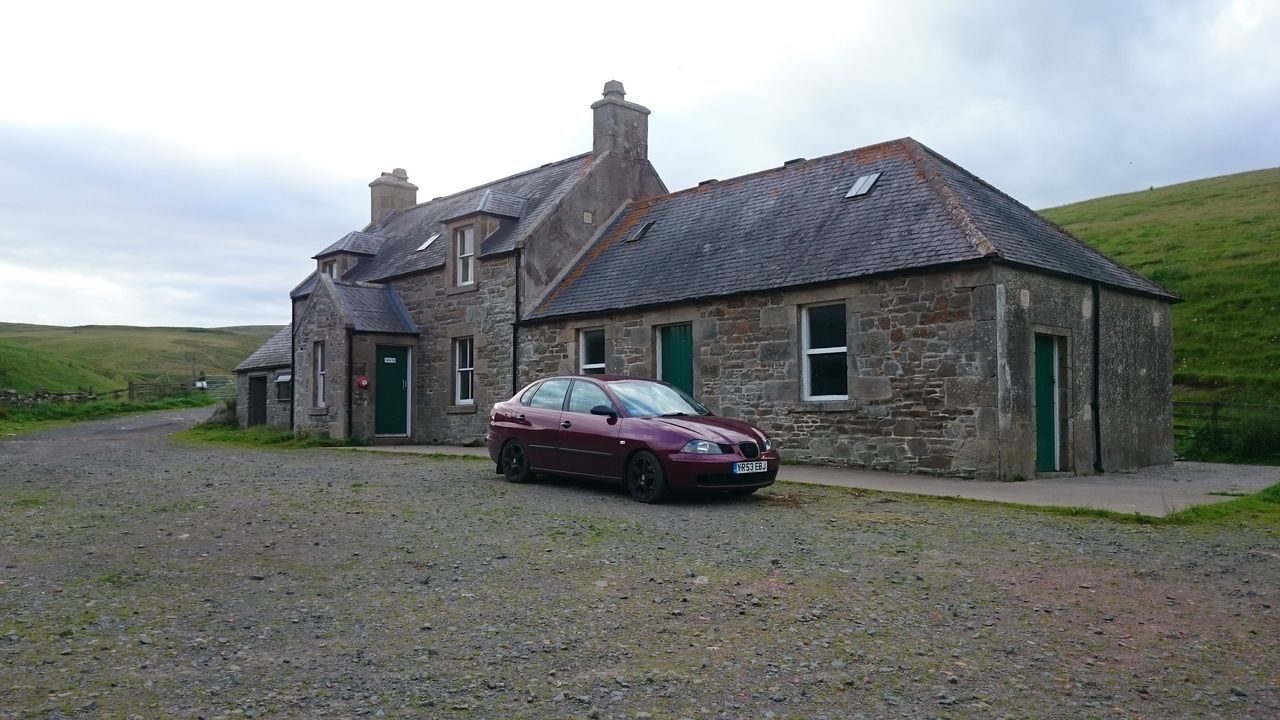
[487,375,779,502]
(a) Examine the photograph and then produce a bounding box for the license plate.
[733,461,767,474]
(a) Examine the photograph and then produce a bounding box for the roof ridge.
[911,140,1174,294]
[367,152,592,232]
[904,139,998,257]
[654,137,917,200]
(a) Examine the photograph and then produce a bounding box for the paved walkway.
[349,445,1279,517]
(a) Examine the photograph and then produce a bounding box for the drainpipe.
[345,327,354,440]
[1091,282,1104,473]
[288,303,295,432]
[512,247,522,395]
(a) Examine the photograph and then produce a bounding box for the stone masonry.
[521,267,999,477]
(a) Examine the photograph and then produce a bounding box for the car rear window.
[528,378,570,410]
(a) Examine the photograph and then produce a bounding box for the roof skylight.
[416,233,441,252]
[844,172,882,198]
[627,220,655,243]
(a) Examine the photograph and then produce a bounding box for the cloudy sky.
[1,0,1275,328]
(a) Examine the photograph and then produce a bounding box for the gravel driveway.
[2,410,1276,719]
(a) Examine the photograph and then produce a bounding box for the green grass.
[1040,167,1280,403]
[903,481,1280,527]
[0,394,216,436]
[175,423,366,449]
[0,322,280,391]
[0,339,120,393]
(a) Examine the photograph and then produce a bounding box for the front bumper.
[659,451,780,490]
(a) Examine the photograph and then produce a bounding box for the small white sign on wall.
[384,357,397,363]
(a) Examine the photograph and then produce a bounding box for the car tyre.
[500,440,533,483]
[626,450,669,503]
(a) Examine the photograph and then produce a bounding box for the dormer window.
[320,259,337,278]
[454,226,475,286]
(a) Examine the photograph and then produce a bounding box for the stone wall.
[292,286,349,437]
[989,265,1173,479]
[392,254,518,445]
[1098,286,1174,469]
[521,266,1000,477]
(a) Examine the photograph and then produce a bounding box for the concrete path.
[349,445,1279,517]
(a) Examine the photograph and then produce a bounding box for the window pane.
[567,381,611,414]
[529,378,570,410]
[456,338,473,370]
[581,329,605,367]
[808,352,847,397]
[458,370,473,401]
[807,304,846,350]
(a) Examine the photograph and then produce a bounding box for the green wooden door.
[1034,334,1058,472]
[659,324,693,396]
[375,346,409,436]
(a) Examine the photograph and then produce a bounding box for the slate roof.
[292,153,593,298]
[441,189,528,223]
[235,326,291,372]
[314,231,385,259]
[529,138,1176,320]
[330,282,419,334]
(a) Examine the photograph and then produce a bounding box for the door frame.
[374,345,412,438]
[247,375,268,427]
[1033,331,1069,473]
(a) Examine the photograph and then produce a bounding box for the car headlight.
[761,436,774,451]
[680,439,724,454]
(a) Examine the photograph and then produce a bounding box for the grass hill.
[1041,168,1280,403]
[0,323,281,393]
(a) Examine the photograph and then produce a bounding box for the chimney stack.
[591,80,650,161]
[368,168,418,226]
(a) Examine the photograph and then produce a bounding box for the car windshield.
[609,380,710,418]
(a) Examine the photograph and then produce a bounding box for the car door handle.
[560,420,572,429]
[516,414,526,423]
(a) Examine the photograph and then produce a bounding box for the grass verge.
[848,482,1280,528]
[174,423,366,449]
[0,394,215,436]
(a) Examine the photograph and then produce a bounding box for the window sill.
[308,407,330,416]
[446,404,477,414]
[447,283,479,296]
[789,399,855,413]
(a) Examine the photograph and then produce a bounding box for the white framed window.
[802,303,848,400]
[453,337,474,405]
[579,328,605,374]
[321,260,337,278]
[454,226,475,286]
[313,341,326,407]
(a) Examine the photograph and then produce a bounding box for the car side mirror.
[590,404,617,418]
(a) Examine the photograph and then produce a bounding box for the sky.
[0,0,1275,328]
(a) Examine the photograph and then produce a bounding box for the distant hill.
[1041,167,1280,402]
[0,323,282,392]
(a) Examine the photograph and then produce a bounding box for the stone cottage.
[233,325,292,428]
[237,81,1177,480]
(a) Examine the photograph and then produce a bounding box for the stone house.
[237,81,1177,479]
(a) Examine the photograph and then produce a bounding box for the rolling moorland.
[0,167,1276,403]
[1041,167,1280,403]
[0,323,280,393]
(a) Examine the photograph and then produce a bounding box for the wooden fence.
[1172,401,1277,447]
